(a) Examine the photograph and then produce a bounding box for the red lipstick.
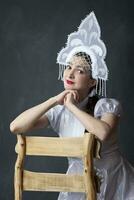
[66,79,74,85]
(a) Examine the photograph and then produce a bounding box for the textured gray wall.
[0,0,134,199]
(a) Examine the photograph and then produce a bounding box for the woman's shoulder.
[94,97,122,118]
[95,97,121,107]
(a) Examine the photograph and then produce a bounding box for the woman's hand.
[54,90,70,105]
[54,90,79,105]
[64,91,79,108]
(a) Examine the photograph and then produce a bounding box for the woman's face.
[63,55,96,98]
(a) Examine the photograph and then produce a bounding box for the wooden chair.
[14,132,100,200]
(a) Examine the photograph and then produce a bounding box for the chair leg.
[14,135,25,200]
[84,133,97,200]
[14,163,23,200]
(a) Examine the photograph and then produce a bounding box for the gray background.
[0,0,134,199]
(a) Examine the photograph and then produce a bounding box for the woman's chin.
[65,86,73,90]
[64,83,74,90]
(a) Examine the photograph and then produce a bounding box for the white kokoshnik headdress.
[57,11,109,97]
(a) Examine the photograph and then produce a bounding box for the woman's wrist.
[65,102,77,111]
[49,97,58,106]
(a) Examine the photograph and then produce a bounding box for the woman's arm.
[10,90,77,134]
[64,93,119,141]
[10,97,57,134]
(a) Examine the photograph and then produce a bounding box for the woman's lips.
[66,79,74,85]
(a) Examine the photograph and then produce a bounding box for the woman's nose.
[68,69,75,78]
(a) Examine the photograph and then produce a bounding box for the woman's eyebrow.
[76,65,87,69]
[76,66,85,69]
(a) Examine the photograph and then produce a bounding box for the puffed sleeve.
[94,98,122,118]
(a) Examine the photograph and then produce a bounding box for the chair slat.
[16,136,87,157]
[23,170,85,192]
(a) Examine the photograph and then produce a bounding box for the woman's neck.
[78,91,89,103]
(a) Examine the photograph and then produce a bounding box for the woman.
[10,12,134,199]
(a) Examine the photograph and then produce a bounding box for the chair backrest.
[14,132,98,200]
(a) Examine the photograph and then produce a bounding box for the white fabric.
[45,97,134,200]
[94,98,122,118]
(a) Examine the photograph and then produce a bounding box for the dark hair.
[86,95,99,116]
[75,52,100,116]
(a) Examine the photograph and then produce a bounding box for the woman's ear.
[89,79,96,87]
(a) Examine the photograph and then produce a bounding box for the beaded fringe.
[58,64,67,81]
[95,78,107,97]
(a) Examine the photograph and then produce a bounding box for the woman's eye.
[66,65,71,69]
[78,69,84,74]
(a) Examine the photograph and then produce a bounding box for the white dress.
[45,97,134,200]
